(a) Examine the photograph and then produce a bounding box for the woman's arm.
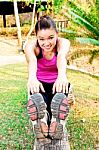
[53,38,70,93]
[25,41,37,79]
[24,41,45,94]
[57,38,70,78]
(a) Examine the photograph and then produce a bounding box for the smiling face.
[37,28,58,52]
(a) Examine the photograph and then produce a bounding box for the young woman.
[25,15,74,149]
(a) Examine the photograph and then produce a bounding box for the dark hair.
[35,15,58,35]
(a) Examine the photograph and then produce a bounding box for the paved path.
[0,37,26,66]
[0,54,26,66]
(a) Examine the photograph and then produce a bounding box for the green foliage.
[53,0,64,14]
[37,0,47,13]
[68,9,99,38]
[67,0,99,29]
[60,0,99,62]
[76,38,99,46]
[37,0,53,15]
[65,1,99,36]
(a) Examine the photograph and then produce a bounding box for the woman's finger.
[52,83,55,94]
[36,85,39,93]
[66,82,69,94]
[40,83,45,92]
[62,83,66,93]
[58,83,62,92]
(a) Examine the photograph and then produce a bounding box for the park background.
[0,0,99,149]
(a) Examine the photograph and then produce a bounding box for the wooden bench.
[55,20,68,32]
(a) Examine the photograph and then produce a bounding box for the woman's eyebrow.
[38,35,54,38]
[38,36,44,39]
[50,35,54,37]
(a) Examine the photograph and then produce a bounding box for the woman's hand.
[52,76,68,94]
[27,78,45,95]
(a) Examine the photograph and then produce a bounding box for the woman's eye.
[50,37,54,39]
[40,39,44,41]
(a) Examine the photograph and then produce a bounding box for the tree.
[14,0,22,47]
[54,0,99,63]
[66,0,99,62]
[26,0,36,41]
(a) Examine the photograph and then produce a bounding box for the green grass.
[0,63,99,150]
[67,70,99,150]
[0,64,34,150]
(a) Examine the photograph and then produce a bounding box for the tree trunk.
[23,0,36,50]
[3,14,6,28]
[14,0,22,47]
[26,0,37,40]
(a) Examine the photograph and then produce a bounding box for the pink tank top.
[37,50,58,83]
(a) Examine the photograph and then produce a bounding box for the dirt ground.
[0,36,99,76]
[0,36,26,66]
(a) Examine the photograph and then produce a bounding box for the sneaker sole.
[34,122,48,138]
[51,93,69,121]
[50,93,69,140]
[51,123,63,140]
[27,93,46,121]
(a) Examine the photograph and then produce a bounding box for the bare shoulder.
[58,37,70,45]
[24,38,40,62]
[25,38,37,52]
[57,37,70,55]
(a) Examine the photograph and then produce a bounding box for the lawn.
[0,63,99,150]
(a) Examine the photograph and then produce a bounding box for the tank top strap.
[37,47,43,59]
[55,48,58,56]
[36,40,43,59]
[55,39,58,56]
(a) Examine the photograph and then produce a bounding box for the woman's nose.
[43,39,50,45]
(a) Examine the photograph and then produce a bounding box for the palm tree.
[66,1,99,43]
[67,0,99,62]
[57,0,99,63]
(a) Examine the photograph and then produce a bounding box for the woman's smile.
[43,44,52,51]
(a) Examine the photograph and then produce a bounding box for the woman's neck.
[43,50,55,60]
